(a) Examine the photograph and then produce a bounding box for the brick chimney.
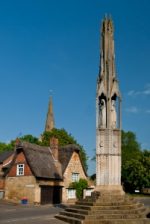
[50,137,59,161]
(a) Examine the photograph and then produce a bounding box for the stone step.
[79,196,136,205]
[56,214,150,224]
[55,214,82,224]
[70,205,91,210]
[76,201,139,206]
[66,206,147,215]
[72,202,143,210]
[66,208,89,215]
[61,211,145,220]
[89,207,147,215]
[60,211,85,220]
[85,213,145,220]
[84,219,150,224]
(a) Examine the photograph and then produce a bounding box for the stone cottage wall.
[5,176,39,204]
[5,152,40,204]
[62,151,87,203]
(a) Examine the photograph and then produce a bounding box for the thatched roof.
[5,142,87,180]
[15,142,62,180]
[0,151,14,164]
[58,144,80,173]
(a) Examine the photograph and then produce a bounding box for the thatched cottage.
[3,138,87,204]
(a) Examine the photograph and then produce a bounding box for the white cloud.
[143,89,150,95]
[127,84,150,96]
[126,106,139,113]
[128,90,135,96]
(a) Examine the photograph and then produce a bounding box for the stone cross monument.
[96,16,123,195]
[56,16,150,223]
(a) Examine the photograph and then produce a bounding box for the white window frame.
[67,189,76,199]
[17,164,24,176]
[72,173,79,182]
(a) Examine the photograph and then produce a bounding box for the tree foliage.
[0,135,40,154]
[69,178,88,199]
[121,130,141,165]
[20,135,39,144]
[0,141,14,153]
[121,131,150,193]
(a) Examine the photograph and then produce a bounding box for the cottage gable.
[58,144,87,176]
[7,152,33,177]
[64,151,87,182]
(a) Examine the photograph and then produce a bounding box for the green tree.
[122,158,146,192]
[121,130,150,193]
[121,130,141,164]
[41,128,88,171]
[70,178,88,199]
[0,134,39,153]
[122,154,150,193]
[0,142,14,153]
[20,135,39,144]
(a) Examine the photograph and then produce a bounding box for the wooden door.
[41,186,62,204]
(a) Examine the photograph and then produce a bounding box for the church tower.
[96,16,123,194]
[45,96,55,132]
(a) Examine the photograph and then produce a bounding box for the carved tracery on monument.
[110,93,121,130]
[111,99,117,129]
[99,95,106,128]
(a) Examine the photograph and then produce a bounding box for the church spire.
[45,96,55,132]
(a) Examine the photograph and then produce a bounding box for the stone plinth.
[55,193,150,223]
[94,185,125,196]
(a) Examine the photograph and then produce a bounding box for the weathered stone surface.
[55,194,150,223]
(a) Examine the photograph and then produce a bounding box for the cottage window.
[67,189,76,199]
[72,173,79,182]
[17,164,24,176]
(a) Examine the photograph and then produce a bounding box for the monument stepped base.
[55,192,150,224]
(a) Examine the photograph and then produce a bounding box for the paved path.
[0,201,66,224]
[136,197,150,207]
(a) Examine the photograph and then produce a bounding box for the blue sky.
[0,0,150,175]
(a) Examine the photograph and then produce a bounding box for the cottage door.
[41,186,53,204]
[53,186,62,204]
[41,186,62,204]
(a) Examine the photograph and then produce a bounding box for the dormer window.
[17,164,24,176]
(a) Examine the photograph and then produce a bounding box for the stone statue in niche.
[100,99,106,128]
[111,100,117,128]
